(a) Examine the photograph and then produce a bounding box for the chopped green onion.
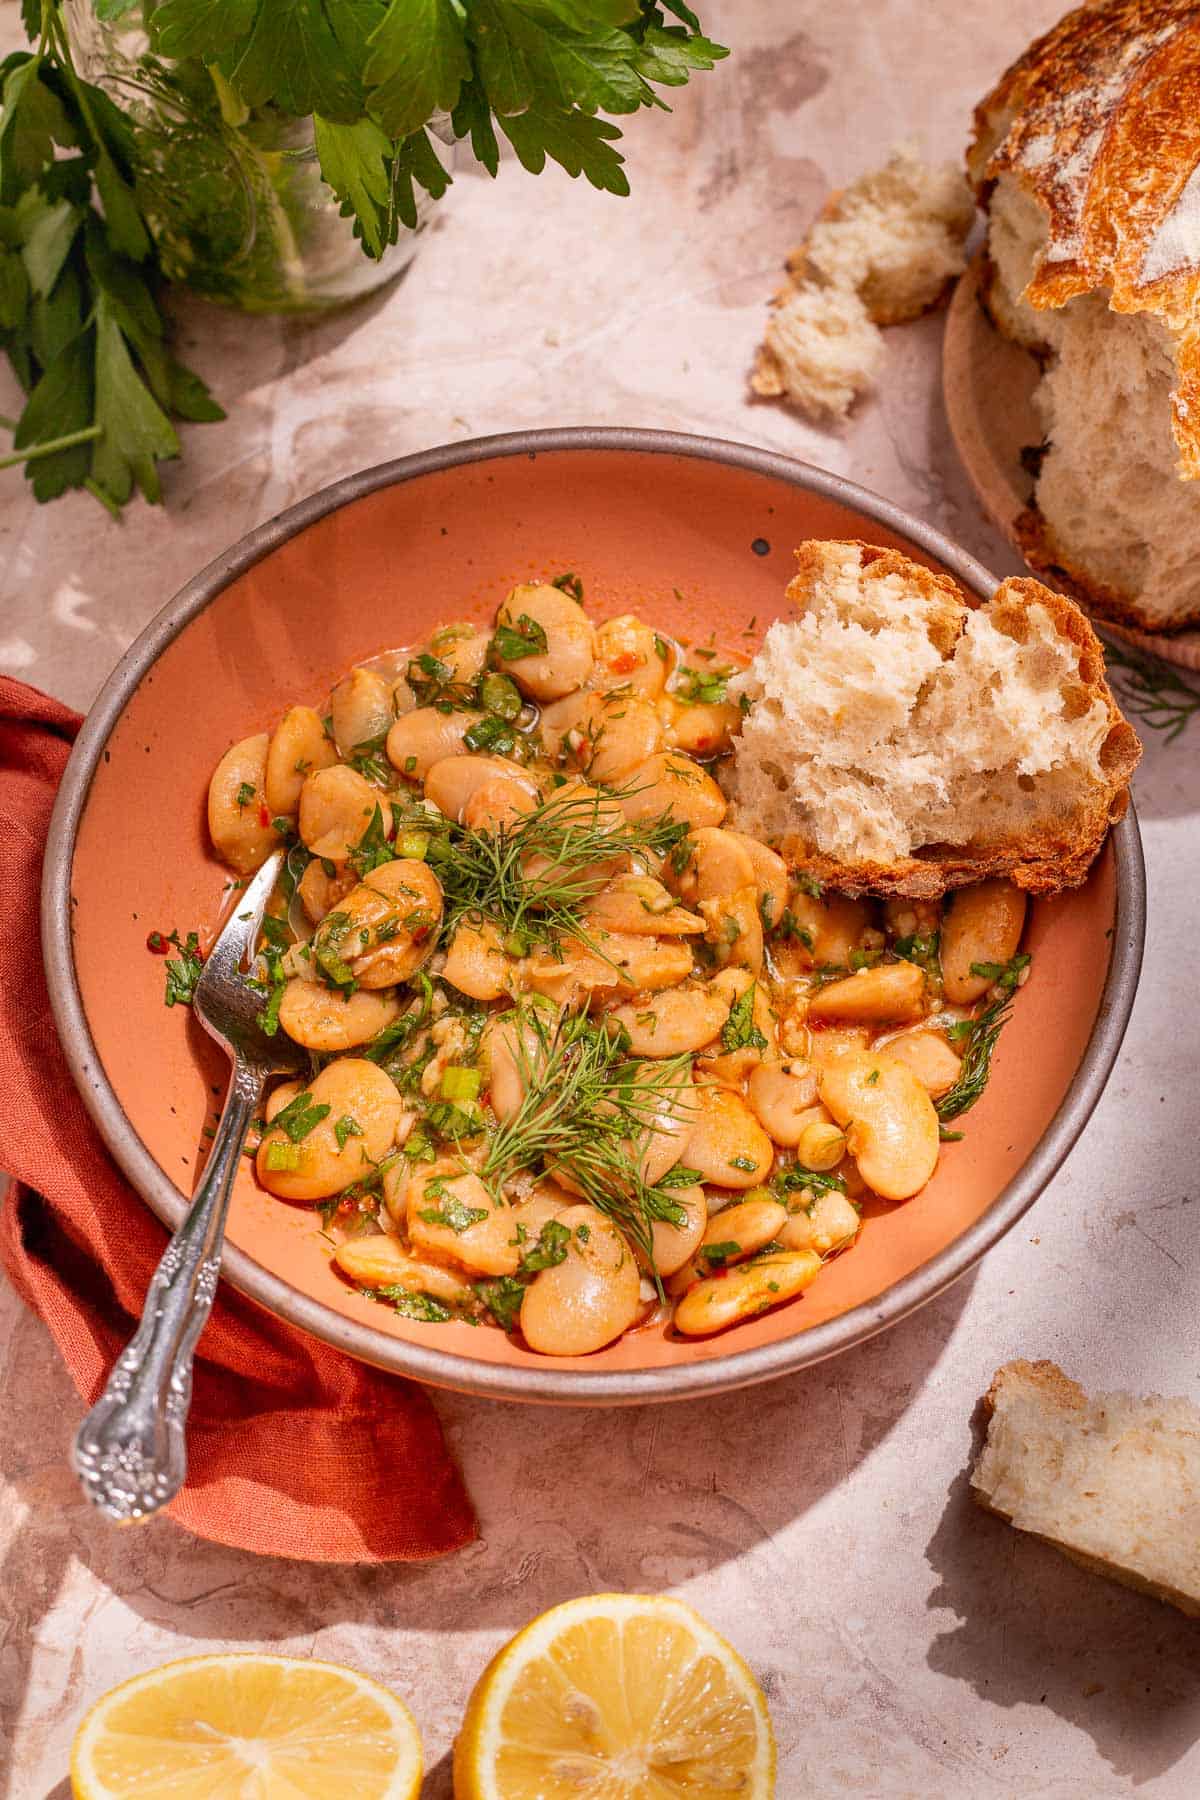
[398,831,430,860]
[441,1065,482,1103]
[264,1142,303,1172]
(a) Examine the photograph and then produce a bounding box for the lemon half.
[70,1652,422,1800]
[454,1592,776,1798]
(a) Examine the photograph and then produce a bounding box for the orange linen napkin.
[0,675,476,1561]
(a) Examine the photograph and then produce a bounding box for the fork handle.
[73,1060,264,1522]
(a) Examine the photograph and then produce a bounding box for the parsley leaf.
[519,1217,571,1272]
[270,1090,332,1143]
[162,928,203,1006]
[365,0,472,142]
[721,983,768,1053]
[494,613,550,661]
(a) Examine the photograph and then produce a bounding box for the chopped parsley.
[519,1218,572,1272]
[161,929,203,1007]
[334,1115,364,1151]
[418,1190,489,1234]
[475,1276,527,1333]
[721,983,768,1053]
[270,1090,332,1144]
[494,613,549,661]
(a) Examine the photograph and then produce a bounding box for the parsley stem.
[0,425,102,470]
[0,414,17,432]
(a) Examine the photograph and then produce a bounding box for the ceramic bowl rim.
[40,427,1147,1404]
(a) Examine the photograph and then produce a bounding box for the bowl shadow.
[5,1270,974,1798]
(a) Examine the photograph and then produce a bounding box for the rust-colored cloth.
[0,675,475,1561]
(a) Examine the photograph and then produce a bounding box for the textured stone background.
[3,2,1198,1794]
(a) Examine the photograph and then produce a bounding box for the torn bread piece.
[972,1360,1200,1619]
[723,540,1139,898]
[753,145,975,419]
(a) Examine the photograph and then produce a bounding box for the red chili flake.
[258,802,270,828]
[412,925,430,943]
[146,931,169,954]
[609,651,639,675]
[693,737,713,753]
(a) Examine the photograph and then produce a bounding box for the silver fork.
[73,848,306,1523]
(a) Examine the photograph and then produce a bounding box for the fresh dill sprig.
[481,1005,694,1282]
[427,782,690,959]
[937,953,1031,1125]
[1100,635,1200,744]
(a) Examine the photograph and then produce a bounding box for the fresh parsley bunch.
[0,1,726,514]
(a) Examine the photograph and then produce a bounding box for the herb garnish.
[721,983,767,1053]
[937,953,1031,1123]
[482,1007,693,1279]
[160,928,204,1007]
[493,613,549,661]
[269,1089,331,1143]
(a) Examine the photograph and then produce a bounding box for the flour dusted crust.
[973,1360,1200,1618]
[969,0,1200,477]
[724,541,1139,899]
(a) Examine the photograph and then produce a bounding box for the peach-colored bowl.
[42,431,1145,1404]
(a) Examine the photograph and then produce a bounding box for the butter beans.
[673,827,755,904]
[256,1060,403,1200]
[618,751,727,829]
[674,1250,821,1336]
[424,621,490,687]
[807,960,928,1025]
[333,1235,474,1307]
[646,1186,706,1277]
[747,1062,820,1147]
[728,832,789,930]
[658,694,740,759]
[520,1204,641,1355]
[596,931,695,995]
[296,858,357,926]
[775,891,871,970]
[610,983,729,1057]
[700,885,763,975]
[778,1190,861,1256]
[594,614,667,697]
[818,1048,939,1201]
[329,667,393,762]
[583,874,704,938]
[207,733,277,874]
[406,1161,520,1276]
[265,706,338,817]
[941,880,1027,1004]
[494,584,595,701]
[386,707,479,781]
[298,764,381,861]
[313,860,442,988]
[424,754,539,825]
[684,1085,773,1189]
[276,977,401,1052]
[698,1195,787,1268]
[570,694,665,785]
[880,1030,962,1098]
[444,920,516,1001]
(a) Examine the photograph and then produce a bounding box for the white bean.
[256,1060,403,1200]
[940,880,1027,1004]
[406,1161,520,1276]
[673,1250,821,1336]
[520,1204,641,1356]
[594,614,668,697]
[277,977,401,1052]
[747,1062,820,1147]
[618,751,726,829]
[609,983,729,1057]
[684,1085,773,1189]
[807,960,928,1025]
[386,707,480,780]
[494,584,595,701]
[265,706,338,817]
[329,667,393,762]
[818,1048,940,1201]
[297,764,381,861]
[208,733,277,874]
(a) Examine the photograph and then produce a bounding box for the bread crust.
[969,0,1200,478]
[768,547,1140,900]
[972,1360,1200,1619]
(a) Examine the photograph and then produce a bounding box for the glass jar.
[64,2,449,313]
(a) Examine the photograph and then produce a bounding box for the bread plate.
[944,256,1200,674]
[40,428,1146,1404]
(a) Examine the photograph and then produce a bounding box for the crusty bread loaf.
[723,540,1139,898]
[753,146,975,420]
[972,1360,1200,1619]
[970,0,1200,632]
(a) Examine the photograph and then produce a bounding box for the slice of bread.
[752,145,975,421]
[723,540,1139,898]
[972,1360,1200,1619]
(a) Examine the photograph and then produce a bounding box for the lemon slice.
[70,1652,422,1800]
[454,1592,775,1799]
